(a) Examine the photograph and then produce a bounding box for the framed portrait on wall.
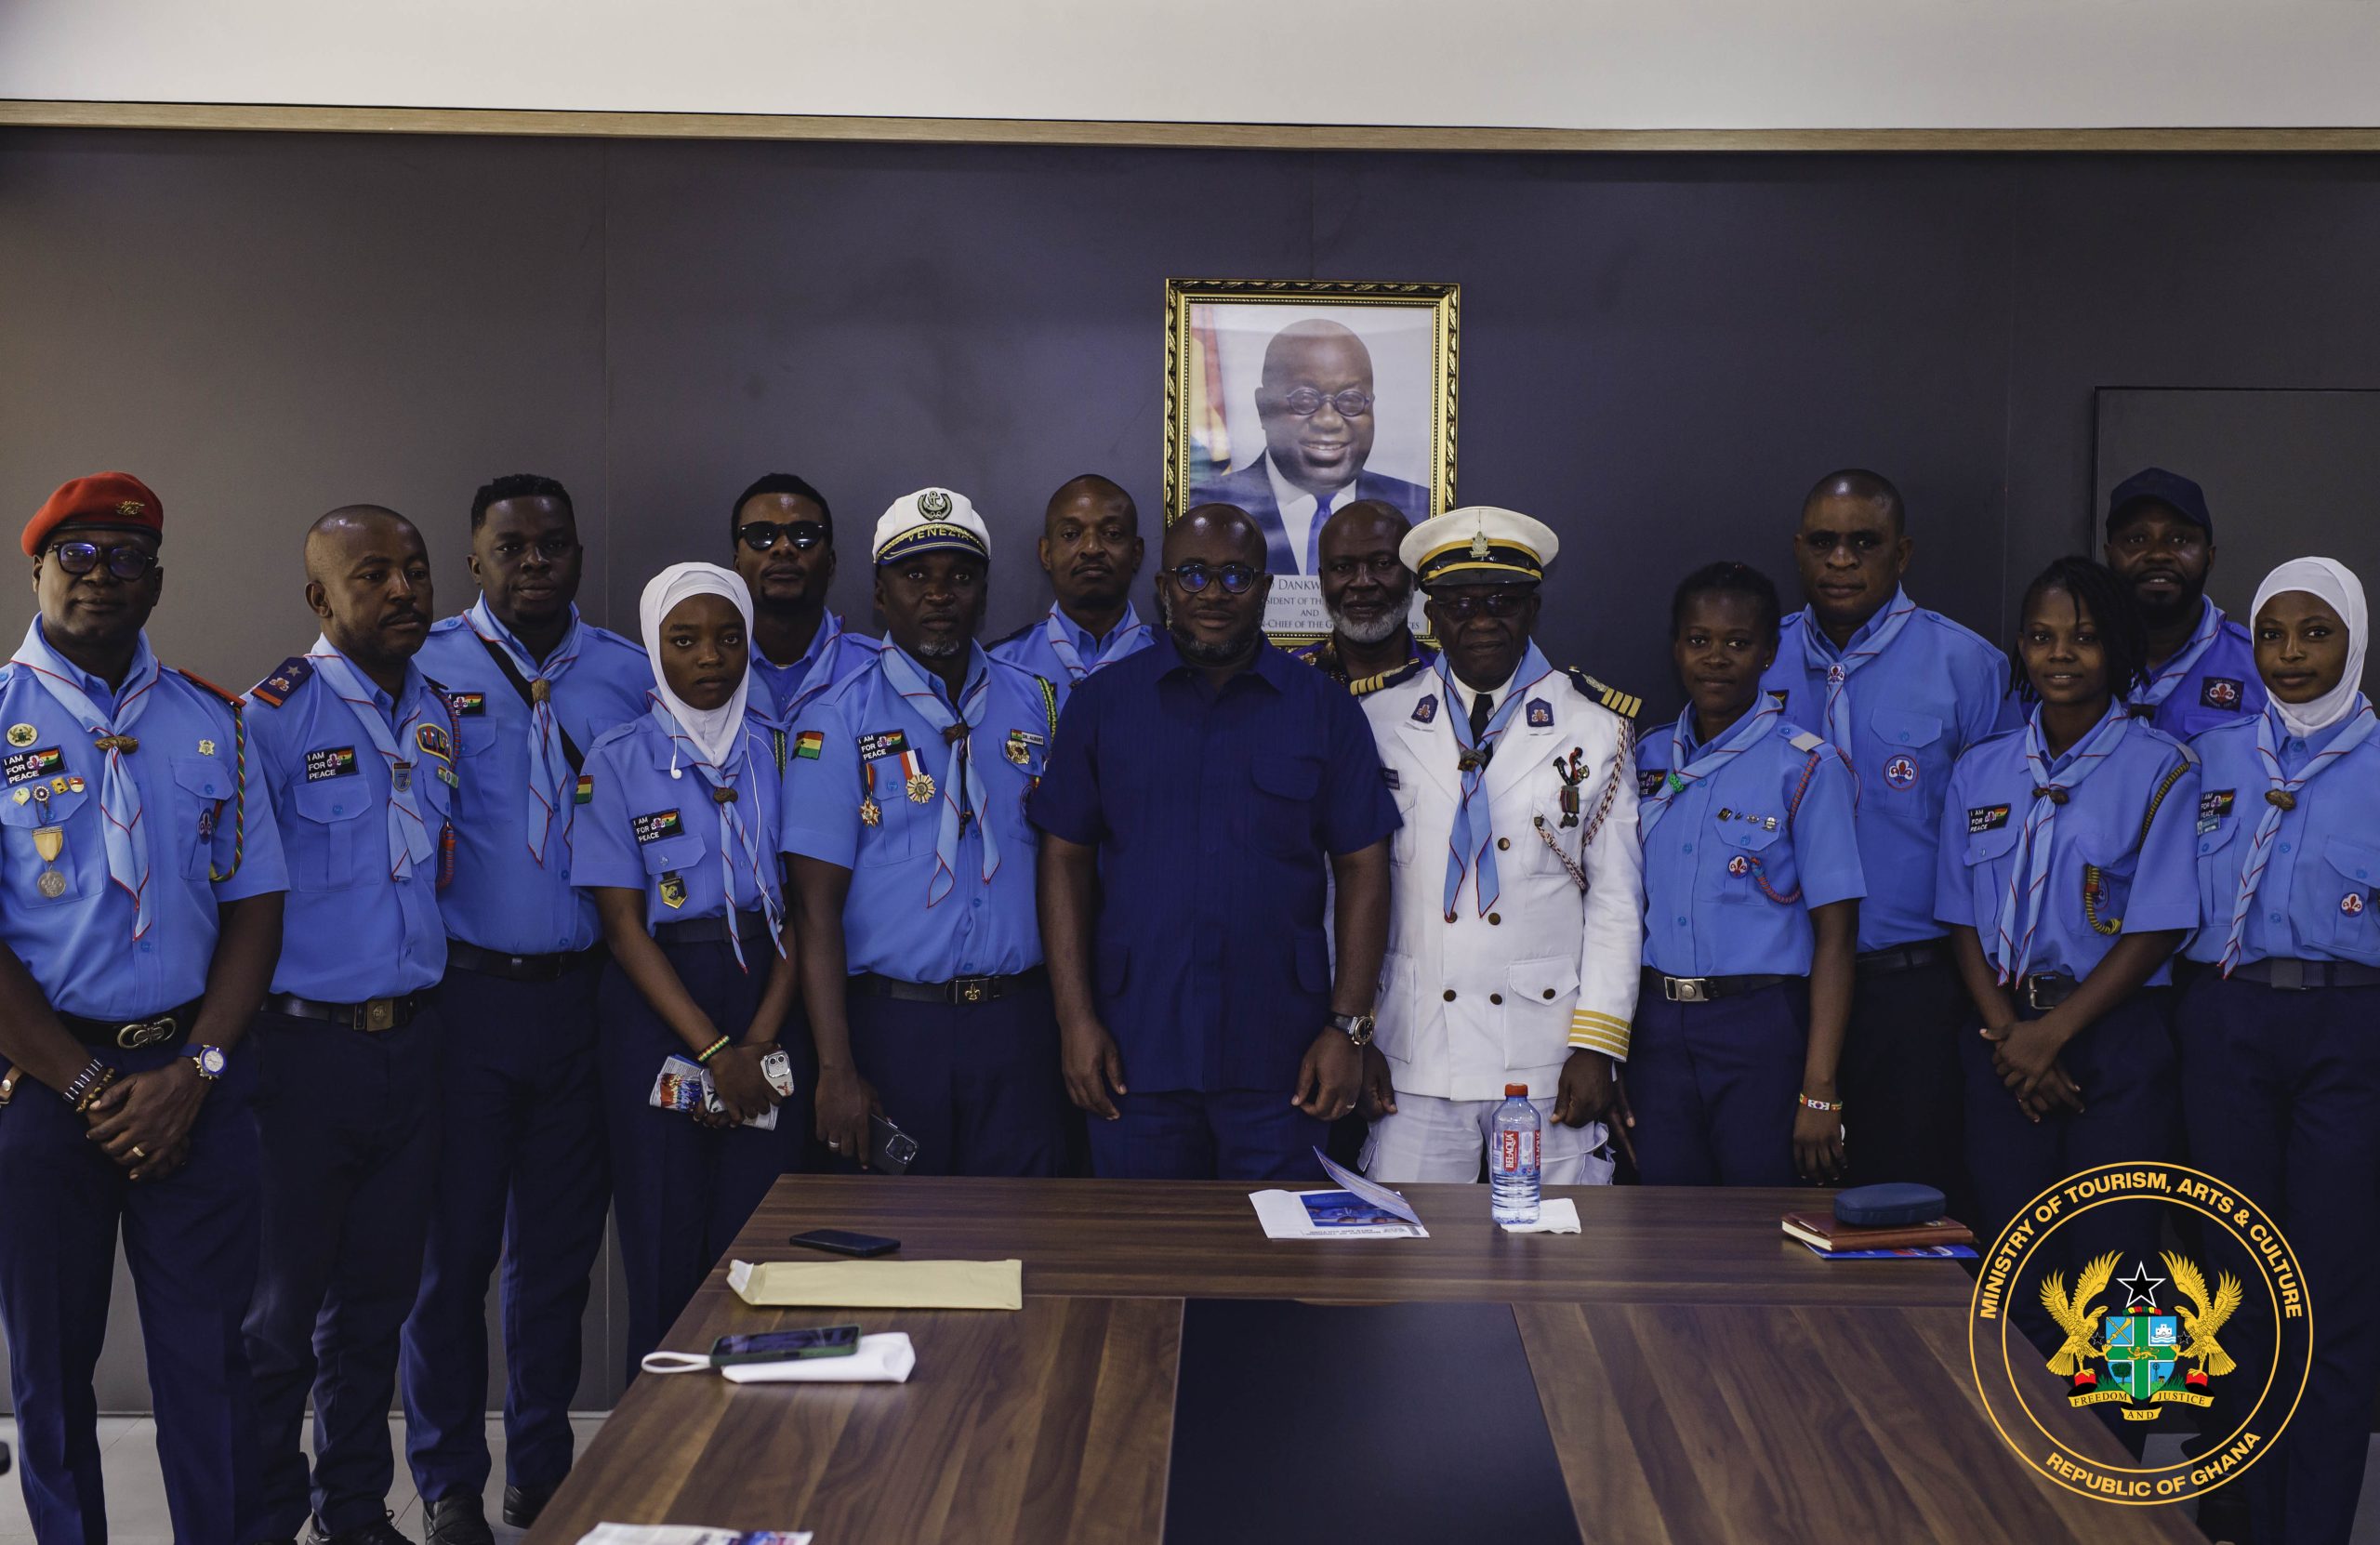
[1164,278,1458,641]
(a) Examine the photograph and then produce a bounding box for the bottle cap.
[1505,1083,1527,1097]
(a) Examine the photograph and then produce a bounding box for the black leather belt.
[261,991,433,1033]
[445,940,604,983]
[850,967,1048,1007]
[654,909,774,949]
[2015,973,2080,1012]
[2228,958,2380,991]
[59,997,204,1050]
[1855,941,1947,979]
[1640,968,1795,1004]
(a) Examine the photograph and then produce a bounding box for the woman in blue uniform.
[2178,557,2378,1545]
[1937,556,2198,1247]
[575,562,802,1374]
[1631,561,1865,1186]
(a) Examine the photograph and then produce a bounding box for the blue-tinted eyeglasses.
[1164,561,1263,595]
[47,541,158,580]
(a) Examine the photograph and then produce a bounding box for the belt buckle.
[2270,958,2310,991]
[2024,976,2061,1012]
[115,1014,176,1050]
[364,997,397,1032]
[1664,976,1709,1004]
[955,977,988,1005]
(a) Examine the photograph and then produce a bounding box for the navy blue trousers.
[844,981,1065,1178]
[1628,981,1805,1187]
[0,1037,262,1545]
[1087,1089,1328,1182]
[2178,975,2380,1545]
[398,958,609,1505]
[596,944,804,1380]
[241,1009,443,1538]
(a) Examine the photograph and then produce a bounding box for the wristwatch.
[189,1045,227,1082]
[1328,1011,1376,1049]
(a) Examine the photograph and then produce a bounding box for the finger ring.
[130,1144,146,1159]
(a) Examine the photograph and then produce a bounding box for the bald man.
[242,507,460,1545]
[989,473,1153,702]
[1291,499,1435,695]
[1188,321,1432,575]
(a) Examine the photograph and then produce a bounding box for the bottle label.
[1496,1128,1540,1175]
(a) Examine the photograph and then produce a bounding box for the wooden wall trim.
[6,99,2380,152]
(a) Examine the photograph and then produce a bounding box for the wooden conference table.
[527,1178,2200,1545]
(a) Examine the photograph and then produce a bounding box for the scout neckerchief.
[763,609,866,724]
[310,640,438,881]
[12,619,161,937]
[1638,695,1782,839]
[2129,595,2225,712]
[879,642,998,906]
[1436,642,1553,921]
[2217,697,2378,974]
[650,698,783,971]
[1792,588,1917,765]
[1042,602,1151,684]
[468,596,582,865]
[1992,701,2132,984]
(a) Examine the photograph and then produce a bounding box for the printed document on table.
[1249,1149,1430,1239]
[576,1528,812,1545]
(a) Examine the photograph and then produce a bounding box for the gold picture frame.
[1164,278,1459,642]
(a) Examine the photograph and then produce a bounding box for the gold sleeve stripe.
[1568,1010,1630,1057]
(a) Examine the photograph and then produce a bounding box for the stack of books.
[1780,1210,1977,1261]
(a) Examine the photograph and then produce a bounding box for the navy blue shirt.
[1028,634,1399,1093]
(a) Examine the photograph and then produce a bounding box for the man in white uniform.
[1360,506,1645,1182]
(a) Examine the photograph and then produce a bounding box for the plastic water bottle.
[1490,1083,1542,1225]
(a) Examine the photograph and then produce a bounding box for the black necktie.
[1469,690,1495,743]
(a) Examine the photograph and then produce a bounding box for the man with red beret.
[0,473,291,1543]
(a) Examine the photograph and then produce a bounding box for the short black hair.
[732,473,833,544]
[470,473,572,530]
[1803,468,1906,535]
[1671,561,1781,640]
[2010,555,2149,702]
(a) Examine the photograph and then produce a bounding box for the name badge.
[856,730,910,761]
[1,746,63,786]
[305,746,358,782]
[632,809,684,844]
[1004,728,1046,766]
[1967,803,2012,834]
[446,692,487,717]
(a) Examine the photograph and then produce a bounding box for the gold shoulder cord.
[2084,759,2193,936]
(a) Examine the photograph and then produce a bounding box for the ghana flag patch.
[574,774,594,805]
[793,730,825,760]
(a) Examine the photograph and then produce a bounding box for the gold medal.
[36,869,65,899]
[860,797,881,826]
[906,772,935,804]
[659,872,687,910]
[33,826,63,864]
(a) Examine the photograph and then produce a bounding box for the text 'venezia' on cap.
[1401,505,1558,587]
[23,471,164,558]
[872,486,990,565]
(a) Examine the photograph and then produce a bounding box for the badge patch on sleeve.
[631,809,683,844]
[304,746,358,782]
[856,730,910,761]
[2201,678,2244,711]
[446,692,486,716]
[2,746,62,786]
[1412,694,1438,724]
[1967,803,2012,834]
[574,773,594,805]
[2198,788,2235,834]
[1526,699,1553,727]
[793,730,825,760]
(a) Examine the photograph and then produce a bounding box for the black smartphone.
[788,1227,900,1258]
[871,1112,919,1175]
[709,1324,862,1366]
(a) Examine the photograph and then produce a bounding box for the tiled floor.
[0,1414,607,1544]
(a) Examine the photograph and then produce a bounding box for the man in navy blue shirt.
[1032,503,1398,1181]
[2100,466,2264,738]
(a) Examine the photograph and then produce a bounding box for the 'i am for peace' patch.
[2,746,63,786]
[631,809,684,844]
[1966,804,2011,834]
[305,746,358,782]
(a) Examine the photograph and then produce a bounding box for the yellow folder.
[726,1258,1024,1311]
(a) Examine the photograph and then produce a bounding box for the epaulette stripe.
[174,667,243,707]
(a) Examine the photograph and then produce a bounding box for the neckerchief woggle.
[2217,697,2378,974]
[1042,602,1151,684]
[469,596,582,865]
[310,640,438,881]
[1638,695,1782,839]
[1791,588,1916,769]
[2129,596,2226,712]
[1992,702,2131,984]
[649,699,783,971]
[11,619,161,937]
[1437,643,1552,921]
[879,643,998,906]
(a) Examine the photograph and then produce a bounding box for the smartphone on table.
[788,1228,900,1258]
[708,1324,862,1365]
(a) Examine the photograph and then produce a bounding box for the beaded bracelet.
[695,1035,732,1064]
[70,1064,120,1116]
[1797,1092,1845,1113]
[60,1058,108,1112]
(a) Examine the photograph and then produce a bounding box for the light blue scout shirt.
[574,705,785,934]
[1934,706,2199,986]
[2125,598,2265,742]
[2185,706,2380,969]
[1634,698,1865,979]
[747,611,879,730]
[245,643,455,999]
[988,601,1154,705]
[780,641,1060,982]
[0,623,290,1020]
[416,605,652,954]
[1762,591,2017,951]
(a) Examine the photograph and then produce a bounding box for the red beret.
[24,472,164,558]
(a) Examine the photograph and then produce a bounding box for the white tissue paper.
[1498,1197,1581,1235]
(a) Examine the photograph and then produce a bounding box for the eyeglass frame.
[46,539,160,581]
[1161,561,1266,595]
[1263,387,1375,419]
[1426,585,1538,622]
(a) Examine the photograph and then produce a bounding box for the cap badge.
[1470,530,1492,560]
[919,489,953,519]
[113,500,145,519]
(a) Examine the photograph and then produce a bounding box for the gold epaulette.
[1565,667,1641,720]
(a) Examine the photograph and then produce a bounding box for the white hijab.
[2252,556,2368,737]
[639,562,755,770]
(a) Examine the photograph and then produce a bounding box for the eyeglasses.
[47,541,159,581]
[1271,388,1374,418]
[1163,561,1263,595]
[1431,589,1533,622]
[738,521,829,553]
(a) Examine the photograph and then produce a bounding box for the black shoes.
[502,1484,556,1529]
[423,1493,496,1545]
[307,1513,413,1545]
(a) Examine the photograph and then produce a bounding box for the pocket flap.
[1964,824,2020,865]
[1870,707,1945,750]
[292,782,370,824]
[1721,823,1784,852]
[1252,756,1322,801]
[641,834,706,874]
[1507,954,1580,1004]
[2197,817,2241,857]
[172,755,232,802]
[2322,839,2380,886]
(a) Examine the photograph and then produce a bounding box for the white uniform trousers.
[1361,1093,1615,1185]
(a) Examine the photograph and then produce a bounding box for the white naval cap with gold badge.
[1398,504,1559,588]
[871,486,991,565]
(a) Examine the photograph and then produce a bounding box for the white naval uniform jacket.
[1362,664,1645,1103]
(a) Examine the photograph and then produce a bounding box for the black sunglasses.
[48,541,159,581]
[1164,561,1263,595]
[738,521,829,553]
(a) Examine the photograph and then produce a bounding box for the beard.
[911,634,967,659]
[1327,601,1405,646]
[1174,622,1262,665]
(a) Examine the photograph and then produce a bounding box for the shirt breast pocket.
[1389,781,1419,867]
[2194,817,2241,934]
[1868,708,1945,802]
[1250,755,1322,859]
[2075,824,2137,935]
[2319,838,2380,957]
[0,785,92,906]
[170,756,233,881]
[1716,821,1788,905]
[289,781,373,891]
[1963,822,2021,932]
[641,830,709,884]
